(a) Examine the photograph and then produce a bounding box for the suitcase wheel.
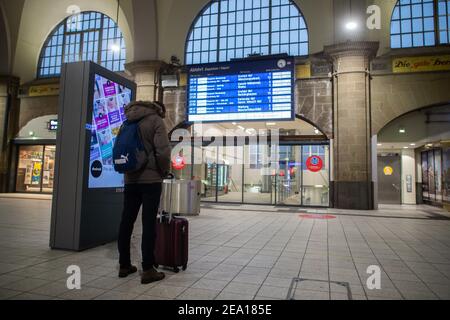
[182,264,187,271]
[174,267,180,273]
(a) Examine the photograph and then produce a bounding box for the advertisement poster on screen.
[88,74,132,189]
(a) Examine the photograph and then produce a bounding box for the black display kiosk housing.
[50,61,136,251]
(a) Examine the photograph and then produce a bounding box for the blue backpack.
[113,120,148,173]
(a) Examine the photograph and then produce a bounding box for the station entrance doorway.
[199,143,329,207]
[171,119,330,207]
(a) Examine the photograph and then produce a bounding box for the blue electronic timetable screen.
[187,56,295,122]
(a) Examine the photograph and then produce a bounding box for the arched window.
[185,0,308,65]
[38,11,126,78]
[438,0,450,44]
[390,0,450,48]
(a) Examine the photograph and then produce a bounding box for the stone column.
[324,41,379,210]
[0,76,20,193]
[125,60,167,101]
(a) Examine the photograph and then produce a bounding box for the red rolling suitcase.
[154,175,189,273]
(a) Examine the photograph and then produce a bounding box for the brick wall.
[18,95,58,131]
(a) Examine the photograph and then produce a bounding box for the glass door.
[435,149,442,202]
[243,144,273,204]
[41,146,56,193]
[194,142,330,207]
[200,146,218,202]
[301,145,330,206]
[428,151,436,201]
[217,145,243,203]
[277,145,301,205]
[421,148,444,205]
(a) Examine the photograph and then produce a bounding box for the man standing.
[117,101,171,284]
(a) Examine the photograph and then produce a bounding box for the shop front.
[15,143,55,193]
[421,144,450,207]
[11,115,57,194]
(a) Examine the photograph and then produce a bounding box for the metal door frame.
[377,153,402,205]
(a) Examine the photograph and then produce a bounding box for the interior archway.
[377,103,450,207]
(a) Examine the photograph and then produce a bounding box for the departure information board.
[187,56,295,122]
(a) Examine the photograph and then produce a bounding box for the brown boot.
[118,265,137,278]
[141,268,165,284]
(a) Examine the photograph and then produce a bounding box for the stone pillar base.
[331,181,375,210]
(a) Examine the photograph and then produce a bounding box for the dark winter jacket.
[124,101,171,184]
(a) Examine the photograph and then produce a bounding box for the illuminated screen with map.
[88,74,132,189]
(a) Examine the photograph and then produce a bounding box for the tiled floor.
[0,196,450,300]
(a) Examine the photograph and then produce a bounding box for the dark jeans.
[118,183,162,271]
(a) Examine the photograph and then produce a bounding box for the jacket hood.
[124,101,165,122]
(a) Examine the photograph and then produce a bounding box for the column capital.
[125,60,168,76]
[324,41,379,61]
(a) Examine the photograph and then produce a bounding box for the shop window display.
[15,145,56,193]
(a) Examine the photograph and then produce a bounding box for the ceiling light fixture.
[345,0,358,31]
[345,21,358,30]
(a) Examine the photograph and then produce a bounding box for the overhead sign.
[306,155,323,172]
[47,119,58,131]
[187,56,295,122]
[296,63,311,79]
[383,166,394,176]
[393,55,450,73]
[29,84,60,97]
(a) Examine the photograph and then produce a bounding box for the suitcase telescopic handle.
[159,172,175,224]
[168,174,174,223]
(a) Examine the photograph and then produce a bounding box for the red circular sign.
[172,155,186,170]
[306,156,323,172]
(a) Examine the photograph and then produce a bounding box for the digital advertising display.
[51,61,136,251]
[187,56,295,123]
[88,74,132,189]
